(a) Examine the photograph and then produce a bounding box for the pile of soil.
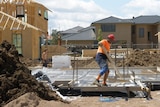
[116,49,160,67]
[71,49,160,68]
[4,93,42,107]
[19,57,41,67]
[0,40,65,106]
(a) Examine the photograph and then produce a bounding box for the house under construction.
[0,0,49,59]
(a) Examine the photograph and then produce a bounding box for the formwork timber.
[53,80,151,98]
[31,67,160,99]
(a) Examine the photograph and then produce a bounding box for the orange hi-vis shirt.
[97,39,110,54]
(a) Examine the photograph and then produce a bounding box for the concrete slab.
[31,67,160,87]
[31,67,158,98]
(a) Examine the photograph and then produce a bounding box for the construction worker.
[41,48,48,67]
[94,34,115,86]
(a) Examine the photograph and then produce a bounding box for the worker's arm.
[101,45,122,78]
[98,41,102,46]
[98,41,112,63]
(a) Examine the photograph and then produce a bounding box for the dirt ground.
[4,91,160,107]
[1,40,160,107]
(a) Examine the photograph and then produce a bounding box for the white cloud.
[122,0,160,18]
[36,0,111,32]
[35,0,160,32]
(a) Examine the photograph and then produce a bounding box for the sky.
[35,0,160,33]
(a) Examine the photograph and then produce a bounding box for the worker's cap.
[107,34,115,41]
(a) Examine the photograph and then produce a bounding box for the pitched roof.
[133,15,160,24]
[61,27,96,40]
[92,15,160,25]
[92,16,132,24]
[78,26,95,32]
[60,26,83,34]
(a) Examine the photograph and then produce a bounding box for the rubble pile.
[0,40,63,106]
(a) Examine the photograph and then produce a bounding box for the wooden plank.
[81,86,127,92]
[52,80,71,87]
[0,11,43,31]
[130,71,149,92]
[3,16,9,30]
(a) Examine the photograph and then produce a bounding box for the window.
[44,10,48,20]
[16,5,24,17]
[139,28,144,38]
[13,34,22,54]
[101,24,115,32]
[12,11,16,17]
[21,13,27,23]
[38,8,41,16]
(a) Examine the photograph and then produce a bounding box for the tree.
[97,28,102,42]
[50,29,59,45]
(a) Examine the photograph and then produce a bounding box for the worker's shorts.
[95,53,109,75]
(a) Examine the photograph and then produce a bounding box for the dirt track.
[4,91,160,107]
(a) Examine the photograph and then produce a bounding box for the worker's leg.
[96,74,101,81]
[103,70,109,85]
[96,65,108,84]
[95,53,108,82]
